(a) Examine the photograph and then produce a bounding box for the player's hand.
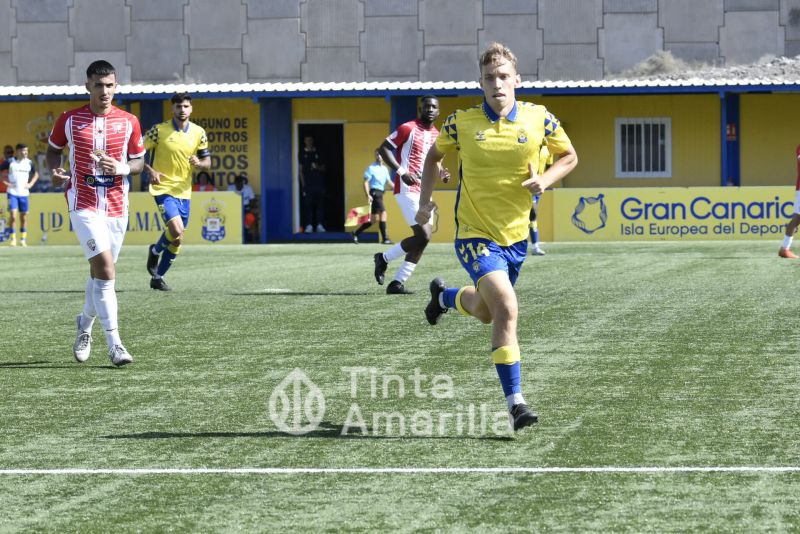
[149,171,161,185]
[189,155,201,167]
[439,167,450,184]
[415,200,436,226]
[367,194,373,203]
[401,172,420,187]
[521,162,544,196]
[51,167,70,187]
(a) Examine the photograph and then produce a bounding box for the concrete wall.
[2,0,796,84]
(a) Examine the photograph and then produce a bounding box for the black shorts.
[370,189,385,214]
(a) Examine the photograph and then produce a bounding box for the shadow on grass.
[101,421,513,441]
[2,290,87,294]
[0,361,123,370]
[232,291,372,296]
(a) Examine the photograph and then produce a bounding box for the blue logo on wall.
[572,194,608,234]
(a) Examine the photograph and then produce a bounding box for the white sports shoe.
[316,224,326,232]
[109,345,133,367]
[531,244,546,256]
[73,315,92,363]
[304,224,313,233]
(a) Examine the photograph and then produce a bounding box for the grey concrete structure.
[600,13,663,74]
[2,0,800,85]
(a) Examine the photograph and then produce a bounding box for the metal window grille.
[615,118,671,178]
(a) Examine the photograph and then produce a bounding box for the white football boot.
[73,314,92,363]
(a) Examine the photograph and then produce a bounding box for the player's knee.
[475,310,493,324]
[492,300,518,324]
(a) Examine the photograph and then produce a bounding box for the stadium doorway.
[296,123,345,233]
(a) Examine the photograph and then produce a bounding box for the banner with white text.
[553,187,794,241]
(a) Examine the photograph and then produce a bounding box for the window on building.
[615,118,671,178]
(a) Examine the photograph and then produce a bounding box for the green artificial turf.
[1,242,798,532]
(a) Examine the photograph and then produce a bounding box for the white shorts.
[70,210,128,261]
[794,190,800,214]
[395,193,434,227]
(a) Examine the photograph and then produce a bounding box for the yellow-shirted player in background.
[416,42,578,431]
[144,93,211,291]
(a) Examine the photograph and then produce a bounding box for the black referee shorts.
[370,189,385,214]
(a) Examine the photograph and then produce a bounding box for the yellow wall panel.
[740,93,800,187]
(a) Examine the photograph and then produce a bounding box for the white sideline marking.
[1,466,800,476]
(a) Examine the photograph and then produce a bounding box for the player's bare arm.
[379,140,417,186]
[415,144,446,226]
[27,170,39,190]
[97,153,143,176]
[521,145,578,195]
[189,155,211,170]
[46,145,70,187]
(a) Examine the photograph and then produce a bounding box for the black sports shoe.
[373,252,388,285]
[150,277,172,292]
[510,403,539,431]
[146,245,160,276]
[351,231,359,244]
[386,280,413,294]
[424,277,448,325]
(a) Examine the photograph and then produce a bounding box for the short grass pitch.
[1,242,799,531]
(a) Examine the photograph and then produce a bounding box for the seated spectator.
[193,171,216,192]
[228,175,257,243]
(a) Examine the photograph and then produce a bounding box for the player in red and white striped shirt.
[47,60,145,367]
[375,96,449,295]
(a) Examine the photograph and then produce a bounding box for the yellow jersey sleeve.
[436,112,460,154]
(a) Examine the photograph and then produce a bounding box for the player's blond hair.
[479,42,518,73]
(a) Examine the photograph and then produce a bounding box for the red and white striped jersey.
[49,104,145,217]
[385,119,439,196]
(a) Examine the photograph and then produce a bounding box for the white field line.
[1,467,800,476]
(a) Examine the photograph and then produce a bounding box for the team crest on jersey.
[474,130,486,142]
[517,129,528,144]
[201,198,227,242]
[86,239,97,251]
[472,261,481,273]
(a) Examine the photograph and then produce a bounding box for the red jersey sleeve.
[48,111,70,150]
[127,116,146,159]
[385,122,412,149]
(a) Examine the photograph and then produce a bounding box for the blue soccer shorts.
[454,237,528,286]
[155,194,191,228]
[8,194,29,213]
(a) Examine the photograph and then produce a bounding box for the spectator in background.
[193,171,216,192]
[228,174,257,242]
[298,135,327,232]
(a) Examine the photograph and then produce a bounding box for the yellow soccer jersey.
[437,100,572,246]
[145,119,209,199]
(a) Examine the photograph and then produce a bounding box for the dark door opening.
[297,123,344,233]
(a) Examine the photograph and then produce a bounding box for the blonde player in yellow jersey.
[144,93,211,291]
[416,42,578,431]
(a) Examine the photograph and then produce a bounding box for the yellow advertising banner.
[178,99,260,193]
[552,187,794,241]
[0,192,242,246]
